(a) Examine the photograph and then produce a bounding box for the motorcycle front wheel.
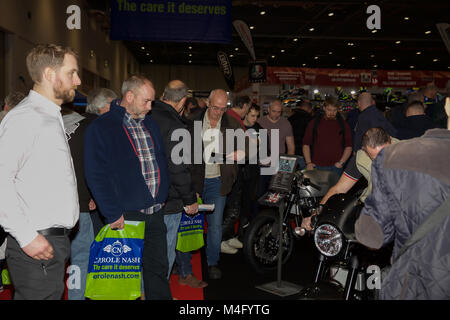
[243,208,294,274]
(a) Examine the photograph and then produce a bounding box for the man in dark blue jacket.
[353,92,397,151]
[84,75,171,300]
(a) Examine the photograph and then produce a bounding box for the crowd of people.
[0,42,449,300]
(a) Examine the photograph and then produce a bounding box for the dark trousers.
[123,210,172,300]
[222,166,244,241]
[6,234,70,300]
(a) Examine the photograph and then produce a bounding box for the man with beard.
[302,96,353,175]
[0,44,81,299]
[84,75,171,299]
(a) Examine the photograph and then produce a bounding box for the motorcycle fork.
[313,254,326,284]
[343,255,360,300]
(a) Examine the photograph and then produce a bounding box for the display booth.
[235,66,450,117]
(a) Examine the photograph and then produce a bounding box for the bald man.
[353,92,397,151]
[150,80,207,288]
[185,89,243,280]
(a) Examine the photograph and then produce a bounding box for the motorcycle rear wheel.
[243,208,294,274]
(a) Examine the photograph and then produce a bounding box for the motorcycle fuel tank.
[298,170,340,197]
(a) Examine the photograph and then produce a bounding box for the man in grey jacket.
[355,97,450,299]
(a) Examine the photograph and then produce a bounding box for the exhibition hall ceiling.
[87,0,450,70]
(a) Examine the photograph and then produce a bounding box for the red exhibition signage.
[235,67,450,92]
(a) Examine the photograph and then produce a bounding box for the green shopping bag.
[84,221,145,300]
[176,212,205,253]
[1,268,11,285]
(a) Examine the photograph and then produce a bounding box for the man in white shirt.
[0,44,81,300]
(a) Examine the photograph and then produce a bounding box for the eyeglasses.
[210,106,227,113]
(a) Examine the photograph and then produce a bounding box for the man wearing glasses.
[183,89,244,280]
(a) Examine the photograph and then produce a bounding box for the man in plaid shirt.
[84,75,171,300]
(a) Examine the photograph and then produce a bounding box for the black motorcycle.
[242,168,340,274]
[299,191,392,300]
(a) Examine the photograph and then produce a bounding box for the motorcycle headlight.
[314,224,343,257]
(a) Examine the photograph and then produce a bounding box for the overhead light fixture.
[404,17,409,20]
[351,57,356,60]
[347,42,354,46]
[271,55,275,58]
[351,90,356,95]
[337,63,341,67]
[189,53,192,57]
[433,58,438,62]
[150,60,153,63]
[329,51,333,55]
[309,27,315,31]
[373,64,378,68]
[293,38,299,42]
[188,46,192,50]
[260,11,266,15]
[141,46,145,50]
[328,12,334,17]
[392,58,397,62]
[302,63,306,66]
[395,40,401,44]
[250,26,255,30]
[416,51,421,55]
[235,47,239,51]
[370,54,375,58]
[425,30,431,34]
[313,89,319,94]
[229,54,234,58]
[371,29,377,33]
[410,65,415,69]
[189,60,192,63]
[314,56,319,59]
[146,53,150,56]
[281,49,285,53]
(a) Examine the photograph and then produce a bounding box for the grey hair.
[162,82,188,103]
[4,91,26,109]
[86,88,118,115]
[121,75,151,97]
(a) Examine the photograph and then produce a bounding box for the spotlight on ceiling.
[425,30,431,34]
[260,11,266,15]
[395,40,401,44]
[328,12,334,17]
[309,27,315,31]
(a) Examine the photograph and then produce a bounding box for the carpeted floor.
[0,237,318,301]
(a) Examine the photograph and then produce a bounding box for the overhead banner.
[110,0,232,43]
[217,51,235,90]
[235,67,450,92]
[233,20,256,61]
[265,67,449,88]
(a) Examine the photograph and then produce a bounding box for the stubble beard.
[53,79,76,104]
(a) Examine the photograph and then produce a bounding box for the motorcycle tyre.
[243,208,295,275]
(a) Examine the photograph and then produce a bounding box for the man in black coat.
[150,80,203,288]
[396,101,436,140]
[288,100,313,169]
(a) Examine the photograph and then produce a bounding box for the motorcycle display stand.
[256,203,303,297]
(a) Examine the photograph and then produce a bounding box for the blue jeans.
[68,212,94,300]
[297,156,307,171]
[163,212,182,279]
[315,165,343,176]
[203,177,227,267]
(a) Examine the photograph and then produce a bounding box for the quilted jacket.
[356,129,450,299]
